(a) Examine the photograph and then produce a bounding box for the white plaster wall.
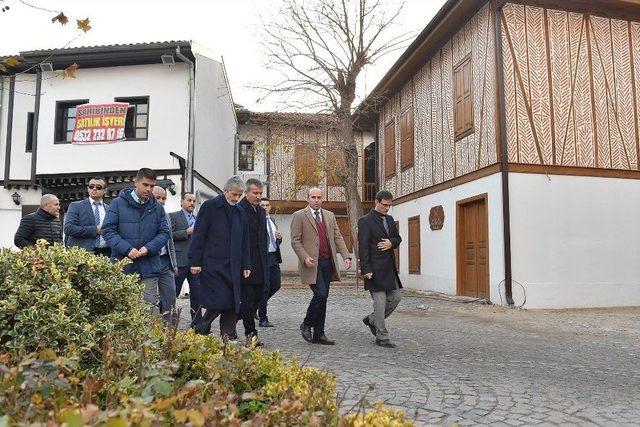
[390,173,505,304]
[6,77,36,180]
[0,77,8,181]
[509,173,640,309]
[35,64,190,174]
[0,187,43,249]
[193,54,236,188]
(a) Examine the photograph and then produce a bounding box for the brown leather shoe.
[300,323,313,343]
[312,335,335,345]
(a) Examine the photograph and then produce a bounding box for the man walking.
[258,197,282,328]
[237,178,268,343]
[358,190,402,348]
[152,186,179,326]
[102,168,170,313]
[291,188,351,345]
[64,177,111,256]
[14,194,63,248]
[170,192,202,325]
[189,176,251,339]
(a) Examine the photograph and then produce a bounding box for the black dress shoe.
[312,335,335,345]
[375,339,396,348]
[254,311,259,320]
[259,320,274,327]
[300,323,313,343]
[362,316,376,337]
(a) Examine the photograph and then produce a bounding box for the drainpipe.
[176,46,195,192]
[0,77,4,183]
[494,2,515,306]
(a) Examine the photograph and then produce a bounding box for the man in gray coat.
[152,186,178,326]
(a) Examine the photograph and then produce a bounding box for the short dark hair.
[245,178,264,190]
[88,177,107,186]
[181,192,195,200]
[375,190,393,202]
[135,168,157,181]
[261,197,270,202]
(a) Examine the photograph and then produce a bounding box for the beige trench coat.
[290,207,351,285]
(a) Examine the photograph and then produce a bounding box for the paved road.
[178,287,640,426]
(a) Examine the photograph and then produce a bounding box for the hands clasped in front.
[127,246,148,260]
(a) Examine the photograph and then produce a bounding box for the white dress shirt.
[90,198,107,248]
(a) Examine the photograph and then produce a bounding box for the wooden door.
[456,195,489,299]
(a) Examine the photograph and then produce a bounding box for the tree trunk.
[339,111,363,265]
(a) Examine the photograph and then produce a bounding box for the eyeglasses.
[88,184,105,190]
[380,202,393,207]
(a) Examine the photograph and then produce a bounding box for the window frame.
[453,53,474,141]
[54,99,89,144]
[114,96,150,141]
[238,141,255,171]
[25,112,34,153]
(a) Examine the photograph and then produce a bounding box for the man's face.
[224,188,244,205]
[375,198,393,215]
[152,187,167,206]
[43,197,61,217]
[181,193,196,212]
[87,179,107,201]
[260,200,272,214]
[134,177,156,201]
[244,184,263,206]
[308,189,323,210]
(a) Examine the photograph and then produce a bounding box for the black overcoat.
[357,209,402,292]
[238,198,269,286]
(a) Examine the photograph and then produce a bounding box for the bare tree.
[262,0,412,258]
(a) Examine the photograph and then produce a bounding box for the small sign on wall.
[429,205,444,230]
[72,103,129,144]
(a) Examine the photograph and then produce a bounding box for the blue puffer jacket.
[102,189,170,278]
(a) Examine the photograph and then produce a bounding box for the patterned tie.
[314,210,321,224]
[267,216,276,250]
[382,215,389,235]
[188,213,196,228]
[93,202,101,248]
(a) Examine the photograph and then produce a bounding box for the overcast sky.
[1,0,446,111]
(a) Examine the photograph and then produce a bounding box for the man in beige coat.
[291,188,352,345]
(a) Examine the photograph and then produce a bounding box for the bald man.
[14,194,63,248]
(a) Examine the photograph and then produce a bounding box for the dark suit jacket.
[169,209,194,268]
[266,215,283,264]
[357,209,402,292]
[64,199,109,251]
[238,198,269,286]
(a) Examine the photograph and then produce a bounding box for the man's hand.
[187,226,194,236]
[344,258,352,270]
[275,230,282,240]
[128,248,140,259]
[243,270,251,278]
[139,246,149,256]
[364,272,373,280]
[96,225,102,235]
[191,266,202,275]
[174,268,179,277]
[377,238,392,251]
[304,257,315,268]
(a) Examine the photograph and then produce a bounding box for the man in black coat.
[237,178,269,343]
[357,190,402,348]
[258,197,282,327]
[14,194,63,248]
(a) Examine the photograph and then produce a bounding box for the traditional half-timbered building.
[362,0,640,308]
[236,108,376,270]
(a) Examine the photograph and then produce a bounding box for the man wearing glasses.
[357,190,402,348]
[64,177,111,257]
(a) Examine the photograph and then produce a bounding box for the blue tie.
[267,216,276,250]
[93,202,101,248]
[188,213,195,228]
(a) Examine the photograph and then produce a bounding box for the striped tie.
[93,202,101,248]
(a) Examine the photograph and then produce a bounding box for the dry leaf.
[62,63,79,79]
[77,18,91,32]
[51,12,68,25]
[0,64,7,73]
[5,57,20,67]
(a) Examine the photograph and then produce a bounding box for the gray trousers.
[142,256,177,326]
[141,277,160,314]
[367,286,402,340]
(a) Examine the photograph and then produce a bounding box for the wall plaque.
[429,205,445,230]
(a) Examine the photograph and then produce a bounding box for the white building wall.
[0,187,42,249]
[6,77,36,180]
[35,64,190,175]
[509,173,640,309]
[390,173,505,304]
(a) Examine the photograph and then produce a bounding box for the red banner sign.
[72,103,129,144]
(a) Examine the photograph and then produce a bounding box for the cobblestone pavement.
[178,287,640,426]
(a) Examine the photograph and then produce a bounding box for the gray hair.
[308,187,323,197]
[245,178,264,190]
[40,194,58,207]
[223,175,246,192]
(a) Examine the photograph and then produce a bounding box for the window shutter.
[453,55,474,140]
[408,216,421,274]
[384,120,396,178]
[295,144,317,186]
[326,149,345,186]
[400,108,414,169]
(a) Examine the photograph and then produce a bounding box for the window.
[384,120,396,178]
[454,54,474,140]
[326,148,345,186]
[54,100,88,143]
[26,112,34,152]
[400,108,414,169]
[238,141,255,171]
[114,96,149,140]
[295,144,319,186]
[408,216,421,274]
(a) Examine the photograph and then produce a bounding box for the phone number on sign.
[73,128,125,142]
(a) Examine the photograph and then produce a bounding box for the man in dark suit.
[170,192,202,325]
[258,197,282,327]
[357,190,402,348]
[237,178,268,344]
[64,177,111,256]
[14,194,63,248]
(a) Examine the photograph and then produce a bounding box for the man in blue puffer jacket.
[102,168,170,312]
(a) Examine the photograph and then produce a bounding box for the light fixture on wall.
[11,192,21,205]
[161,54,175,65]
[39,62,53,72]
[167,184,176,196]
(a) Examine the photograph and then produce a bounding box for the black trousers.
[240,283,263,337]
[258,253,281,322]
[303,258,332,339]
[93,247,111,257]
[195,309,237,338]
